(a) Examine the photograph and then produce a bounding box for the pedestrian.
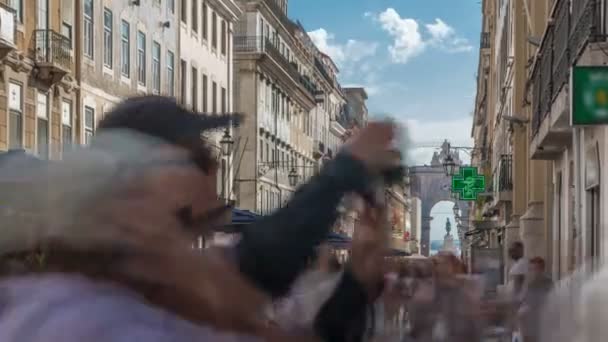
[0,95,401,342]
[518,257,552,342]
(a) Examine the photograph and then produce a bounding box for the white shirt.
[508,258,528,297]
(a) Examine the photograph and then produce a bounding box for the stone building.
[76,0,180,143]
[179,0,241,202]
[472,0,608,283]
[0,0,77,159]
[232,0,347,215]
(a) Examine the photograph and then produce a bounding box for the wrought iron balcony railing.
[235,35,318,97]
[262,0,292,31]
[314,57,332,84]
[497,154,513,192]
[530,0,603,136]
[33,29,72,70]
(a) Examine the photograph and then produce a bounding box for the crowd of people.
[0,95,593,342]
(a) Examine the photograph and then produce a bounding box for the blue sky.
[290,0,480,240]
[290,0,480,167]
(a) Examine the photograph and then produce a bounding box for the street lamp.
[288,167,299,187]
[220,129,234,157]
[443,155,456,176]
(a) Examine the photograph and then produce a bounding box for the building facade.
[232,0,348,215]
[179,0,241,202]
[473,0,608,285]
[0,0,77,159]
[77,0,180,143]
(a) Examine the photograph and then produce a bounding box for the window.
[211,12,217,49]
[180,59,187,105]
[259,139,264,161]
[137,31,146,84]
[181,0,187,24]
[121,21,130,76]
[191,0,198,33]
[152,41,161,94]
[84,106,95,145]
[37,0,48,29]
[221,20,226,55]
[62,22,72,47]
[9,0,23,23]
[36,93,49,159]
[191,66,198,110]
[8,82,22,149]
[103,8,113,68]
[212,81,217,113]
[202,3,208,40]
[167,51,175,96]
[202,74,208,112]
[167,0,174,13]
[61,100,72,154]
[221,87,226,113]
[220,159,226,199]
[84,0,94,58]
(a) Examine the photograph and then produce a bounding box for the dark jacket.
[235,152,375,342]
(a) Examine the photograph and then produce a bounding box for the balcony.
[480,32,490,49]
[314,57,332,85]
[0,3,16,59]
[261,0,292,31]
[31,30,72,84]
[235,35,317,104]
[529,0,594,159]
[494,154,512,202]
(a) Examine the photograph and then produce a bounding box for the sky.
[290,0,481,241]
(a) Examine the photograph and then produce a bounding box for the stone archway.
[409,141,470,256]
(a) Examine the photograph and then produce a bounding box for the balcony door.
[37,0,48,29]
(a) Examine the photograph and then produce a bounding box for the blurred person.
[508,242,527,300]
[0,96,400,342]
[518,257,552,342]
[404,252,483,342]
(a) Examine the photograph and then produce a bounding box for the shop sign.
[572,66,608,125]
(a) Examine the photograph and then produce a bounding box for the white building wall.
[180,0,238,201]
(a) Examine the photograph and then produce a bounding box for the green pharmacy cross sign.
[451,167,485,201]
[573,66,608,125]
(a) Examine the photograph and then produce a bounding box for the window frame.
[83,0,94,58]
[152,41,161,94]
[103,8,113,68]
[191,66,198,110]
[191,0,198,33]
[212,81,217,113]
[84,106,95,145]
[220,19,226,55]
[61,100,73,154]
[202,73,208,112]
[202,2,208,41]
[120,20,130,77]
[36,92,49,159]
[221,87,226,113]
[137,30,146,85]
[8,81,23,150]
[211,11,217,50]
[167,50,175,97]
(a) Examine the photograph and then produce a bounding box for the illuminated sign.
[451,166,485,201]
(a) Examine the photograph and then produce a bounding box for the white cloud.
[425,18,473,53]
[367,10,473,63]
[377,8,425,64]
[307,28,378,67]
[426,18,454,41]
